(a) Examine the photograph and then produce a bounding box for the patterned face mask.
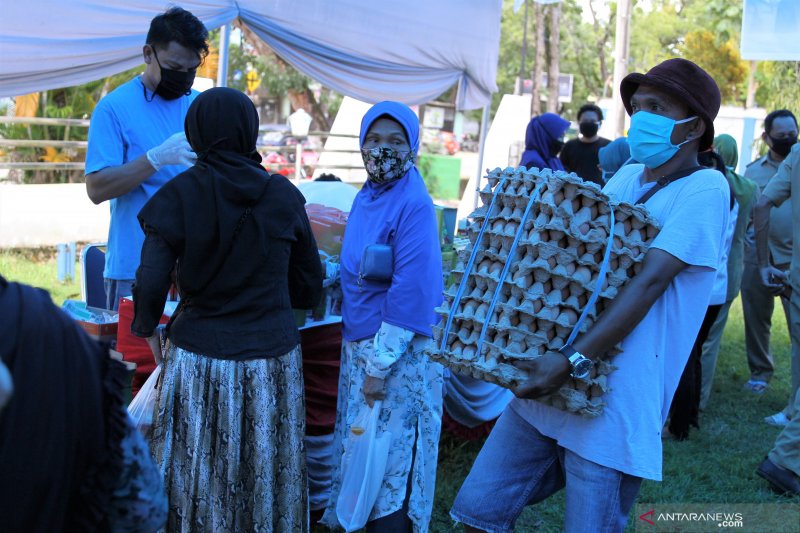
[360,147,415,184]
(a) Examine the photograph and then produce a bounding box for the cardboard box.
[75,306,119,342]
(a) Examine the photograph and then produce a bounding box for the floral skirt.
[150,344,308,533]
[321,337,443,532]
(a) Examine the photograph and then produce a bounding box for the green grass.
[0,248,82,306]
[428,301,800,532]
[2,251,798,531]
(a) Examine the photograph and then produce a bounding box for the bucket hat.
[621,58,721,151]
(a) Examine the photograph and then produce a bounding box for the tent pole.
[216,24,231,88]
[474,104,490,209]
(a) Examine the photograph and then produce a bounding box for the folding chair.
[81,243,107,309]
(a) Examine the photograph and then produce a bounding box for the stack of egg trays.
[429,166,661,417]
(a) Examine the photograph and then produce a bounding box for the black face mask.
[769,135,797,158]
[550,138,565,156]
[579,121,599,138]
[150,48,196,101]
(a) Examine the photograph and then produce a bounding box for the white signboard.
[741,0,800,60]
[423,106,446,129]
[518,73,574,103]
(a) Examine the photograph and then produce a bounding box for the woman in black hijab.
[131,87,323,532]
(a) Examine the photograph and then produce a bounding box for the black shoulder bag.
[167,203,257,331]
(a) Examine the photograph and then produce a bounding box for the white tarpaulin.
[0,0,501,110]
[741,0,800,60]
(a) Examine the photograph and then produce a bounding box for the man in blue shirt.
[85,7,208,310]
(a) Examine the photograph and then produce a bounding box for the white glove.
[146,132,197,171]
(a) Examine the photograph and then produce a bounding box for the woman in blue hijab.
[520,112,570,170]
[321,102,444,533]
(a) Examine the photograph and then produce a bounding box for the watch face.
[573,358,593,379]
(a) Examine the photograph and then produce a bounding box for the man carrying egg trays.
[429,165,662,416]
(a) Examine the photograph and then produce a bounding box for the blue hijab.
[598,137,632,174]
[520,112,570,171]
[340,101,443,342]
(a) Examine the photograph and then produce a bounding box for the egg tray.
[426,166,661,417]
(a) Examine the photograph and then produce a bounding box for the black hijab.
[0,276,127,531]
[138,87,273,296]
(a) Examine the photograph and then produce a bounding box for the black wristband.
[559,344,576,359]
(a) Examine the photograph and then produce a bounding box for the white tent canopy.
[0,0,501,110]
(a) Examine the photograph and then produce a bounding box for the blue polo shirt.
[85,77,197,280]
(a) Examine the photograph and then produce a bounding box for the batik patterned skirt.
[150,344,308,533]
[321,336,443,532]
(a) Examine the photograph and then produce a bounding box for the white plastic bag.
[336,400,391,532]
[127,364,161,439]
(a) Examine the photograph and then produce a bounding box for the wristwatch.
[559,344,593,380]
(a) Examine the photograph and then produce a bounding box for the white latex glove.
[146,132,197,171]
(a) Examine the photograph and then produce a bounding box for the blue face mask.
[628,111,697,169]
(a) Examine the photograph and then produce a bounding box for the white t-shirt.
[510,164,730,481]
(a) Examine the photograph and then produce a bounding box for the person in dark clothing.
[0,276,167,533]
[131,87,323,532]
[666,150,735,440]
[315,172,342,182]
[520,112,570,171]
[559,103,611,185]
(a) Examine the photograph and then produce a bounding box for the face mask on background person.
[628,111,698,169]
[768,135,797,158]
[361,146,414,184]
[549,137,565,157]
[152,48,196,100]
[579,121,600,138]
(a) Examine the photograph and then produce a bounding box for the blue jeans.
[450,407,642,533]
[104,278,134,311]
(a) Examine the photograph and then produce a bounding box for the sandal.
[764,411,791,427]
[743,379,768,394]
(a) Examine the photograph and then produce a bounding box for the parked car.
[258,129,321,180]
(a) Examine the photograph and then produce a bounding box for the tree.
[755,61,800,114]
[494,0,615,119]
[681,30,748,104]
[1,65,141,184]
[546,3,562,113]
[557,0,614,113]
[628,1,684,73]
[231,24,342,130]
[531,1,546,116]
[491,0,796,123]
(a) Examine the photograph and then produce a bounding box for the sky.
[576,0,611,23]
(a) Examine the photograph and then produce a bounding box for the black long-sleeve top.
[131,175,323,361]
